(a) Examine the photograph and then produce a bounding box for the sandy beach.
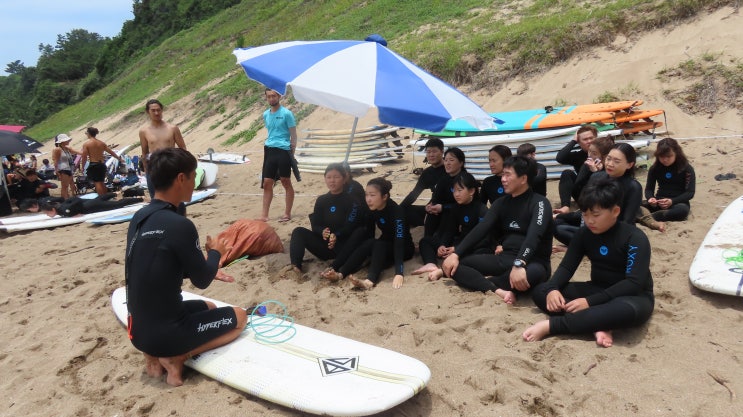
[2,6,743,417]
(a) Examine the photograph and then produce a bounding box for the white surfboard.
[111,287,430,416]
[689,195,743,296]
[0,202,146,233]
[198,153,250,164]
[88,188,218,225]
[197,161,218,188]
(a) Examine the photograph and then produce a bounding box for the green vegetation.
[16,0,739,141]
[658,53,743,115]
[595,81,643,103]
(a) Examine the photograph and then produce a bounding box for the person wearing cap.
[14,169,53,208]
[52,134,81,199]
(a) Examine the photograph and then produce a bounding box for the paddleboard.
[607,109,665,124]
[88,188,217,225]
[197,153,250,164]
[689,195,743,296]
[197,161,218,188]
[110,287,430,416]
[620,121,664,135]
[305,125,401,140]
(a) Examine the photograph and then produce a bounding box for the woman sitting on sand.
[287,163,364,276]
[425,147,467,237]
[642,137,696,231]
[587,142,643,225]
[326,177,414,290]
[480,145,512,206]
[412,171,489,279]
[524,178,654,347]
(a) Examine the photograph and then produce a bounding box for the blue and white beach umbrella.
[233,40,495,159]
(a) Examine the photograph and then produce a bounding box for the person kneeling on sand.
[124,148,247,386]
[523,179,654,347]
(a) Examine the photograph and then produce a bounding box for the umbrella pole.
[343,117,359,163]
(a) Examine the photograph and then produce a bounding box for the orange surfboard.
[524,112,615,129]
[605,109,665,124]
[568,100,644,114]
[619,121,664,134]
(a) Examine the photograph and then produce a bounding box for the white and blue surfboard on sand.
[689,195,743,297]
[111,287,430,416]
[88,188,217,225]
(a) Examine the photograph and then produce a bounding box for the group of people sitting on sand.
[284,127,695,348]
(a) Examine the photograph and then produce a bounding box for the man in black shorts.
[125,148,247,386]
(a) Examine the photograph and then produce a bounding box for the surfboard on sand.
[196,162,218,188]
[197,153,250,164]
[88,188,217,225]
[689,195,743,297]
[111,288,430,416]
[0,202,146,233]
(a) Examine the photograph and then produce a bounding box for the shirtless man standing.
[80,126,122,195]
[139,99,187,198]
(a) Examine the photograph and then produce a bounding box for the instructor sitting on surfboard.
[125,148,247,387]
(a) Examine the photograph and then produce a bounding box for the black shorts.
[131,299,238,357]
[86,162,107,182]
[262,146,292,180]
[58,169,72,177]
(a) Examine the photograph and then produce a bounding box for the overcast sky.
[0,0,134,73]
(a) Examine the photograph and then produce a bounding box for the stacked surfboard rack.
[412,100,664,180]
[295,125,404,173]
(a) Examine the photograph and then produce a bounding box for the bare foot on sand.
[657,221,666,233]
[412,263,438,275]
[320,267,342,282]
[552,244,568,254]
[349,275,373,290]
[279,265,301,279]
[144,353,164,378]
[256,216,268,222]
[428,268,444,281]
[158,356,187,386]
[595,330,613,348]
[522,320,550,342]
[495,289,516,304]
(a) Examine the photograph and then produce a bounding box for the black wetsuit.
[589,171,642,225]
[452,189,553,293]
[480,174,506,206]
[427,172,460,237]
[289,190,363,269]
[533,162,548,197]
[125,200,237,357]
[644,164,695,221]
[338,199,414,283]
[56,193,143,217]
[553,166,603,245]
[556,140,588,207]
[418,199,489,264]
[532,221,654,335]
[401,165,446,232]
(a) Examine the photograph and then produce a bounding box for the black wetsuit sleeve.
[401,181,425,206]
[542,230,586,293]
[309,196,325,235]
[644,166,658,200]
[574,165,594,190]
[534,163,547,185]
[586,228,652,306]
[333,196,361,239]
[620,179,642,224]
[439,206,458,246]
[517,196,550,263]
[171,220,220,289]
[556,140,585,171]
[671,166,695,205]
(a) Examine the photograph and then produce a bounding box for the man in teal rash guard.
[125,148,247,386]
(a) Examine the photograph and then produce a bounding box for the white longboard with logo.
[110,287,430,416]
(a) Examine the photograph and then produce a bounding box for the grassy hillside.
[26,0,737,142]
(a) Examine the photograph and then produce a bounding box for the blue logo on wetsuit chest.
[665,172,672,179]
[330,206,336,213]
[379,217,386,224]
[464,215,470,223]
[498,187,504,194]
[599,245,608,256]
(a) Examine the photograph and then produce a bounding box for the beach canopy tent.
[233,38,495,162]
[0,125,26,133]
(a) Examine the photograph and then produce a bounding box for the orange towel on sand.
[216,219,284,266]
